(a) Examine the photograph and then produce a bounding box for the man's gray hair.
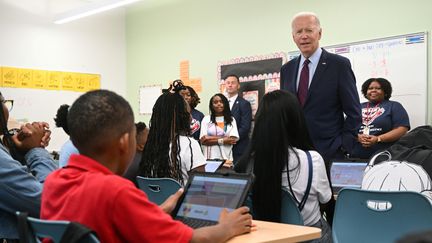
[291,12,321,29]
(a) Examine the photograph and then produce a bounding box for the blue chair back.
[245,190,304,225]
[281,189,304,225]
[16,212,99,243]
[333,188,432,243]
[136,176,182,205]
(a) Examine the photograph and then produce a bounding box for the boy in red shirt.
[41,90,252,242]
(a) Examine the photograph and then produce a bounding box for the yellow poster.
[47,71,62,90]
[1,66,100,92]
[17,68,33,88]
[75,74,87,92]
[2,67,18,87]
[61,72,75,91]
[88,74,101,91]
[33,70,47,89]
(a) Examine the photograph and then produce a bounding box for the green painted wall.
[126,0,431,125]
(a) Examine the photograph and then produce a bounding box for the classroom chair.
[244,190,304,225]
[16,211,99,243]
[136,176,182,205]
[280,189,304,225]
[332,188,432,243]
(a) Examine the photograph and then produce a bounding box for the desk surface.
[227,220,321,243]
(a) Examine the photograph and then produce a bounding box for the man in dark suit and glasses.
[224,74,252,164]
[280,12,361,164]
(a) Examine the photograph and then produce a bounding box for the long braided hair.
[138,81,194,185]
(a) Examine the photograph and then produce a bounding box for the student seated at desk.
[235,90,333,243]
[41,90,252,242]
[54,104,79,167]
[0,91,57,241]
[123,121,149,183]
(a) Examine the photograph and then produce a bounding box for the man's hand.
[159,188,184,214]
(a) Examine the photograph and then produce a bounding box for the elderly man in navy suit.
[280,12,361,164]
[224,74,252,164]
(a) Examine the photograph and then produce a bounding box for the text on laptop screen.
[331,162,367,188]
[175,176,248,221]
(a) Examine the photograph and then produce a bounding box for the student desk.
[227,220,321,243]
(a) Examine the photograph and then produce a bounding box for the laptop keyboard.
[178,217,217,229]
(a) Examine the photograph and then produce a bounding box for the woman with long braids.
[200,93,239,166]
[138,81,206,185]
[235,90,333,243]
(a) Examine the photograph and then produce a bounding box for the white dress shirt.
[226,93,238,110]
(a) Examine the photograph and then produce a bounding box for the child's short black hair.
[68,90,134,153]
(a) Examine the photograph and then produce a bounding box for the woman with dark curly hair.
[179,86,204,141]
[352,77,410,159]
[54,104,79,167]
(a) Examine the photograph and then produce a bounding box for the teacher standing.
[280,12,361,163]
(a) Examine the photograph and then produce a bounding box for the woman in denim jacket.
[0,92,57,242]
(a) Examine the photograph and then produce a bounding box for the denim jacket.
[0,143,57,239]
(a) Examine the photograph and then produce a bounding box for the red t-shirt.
[41,154,193,243]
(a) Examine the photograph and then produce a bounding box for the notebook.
[330,159,368,195]
[171,172,253,229]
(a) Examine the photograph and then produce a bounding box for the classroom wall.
[126,0,432,125]
[0,2,127,151]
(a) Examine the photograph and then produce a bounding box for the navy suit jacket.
[280,49,361,161]
[231,96,252,162]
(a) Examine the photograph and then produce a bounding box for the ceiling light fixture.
[54,0,141,24]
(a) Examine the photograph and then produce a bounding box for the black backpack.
[374,125,432,178]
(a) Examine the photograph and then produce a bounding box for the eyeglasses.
[8,128,21,136]
[1,99,14,112]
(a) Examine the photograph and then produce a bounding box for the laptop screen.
[330,162,368,189]
[173,174,251,222]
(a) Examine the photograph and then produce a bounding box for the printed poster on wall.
[0,66,100,92]
[217,52,286,119]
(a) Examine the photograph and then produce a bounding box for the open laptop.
[171,172,252,229]
[330,159,368,195]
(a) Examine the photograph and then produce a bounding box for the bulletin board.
[217,52,287,118]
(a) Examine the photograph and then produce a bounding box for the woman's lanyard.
[207,118,227,159]
[362,102,380,135]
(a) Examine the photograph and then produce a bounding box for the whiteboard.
[139,85,162,114]
[289,32,428,129]
[2,88,82,152]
